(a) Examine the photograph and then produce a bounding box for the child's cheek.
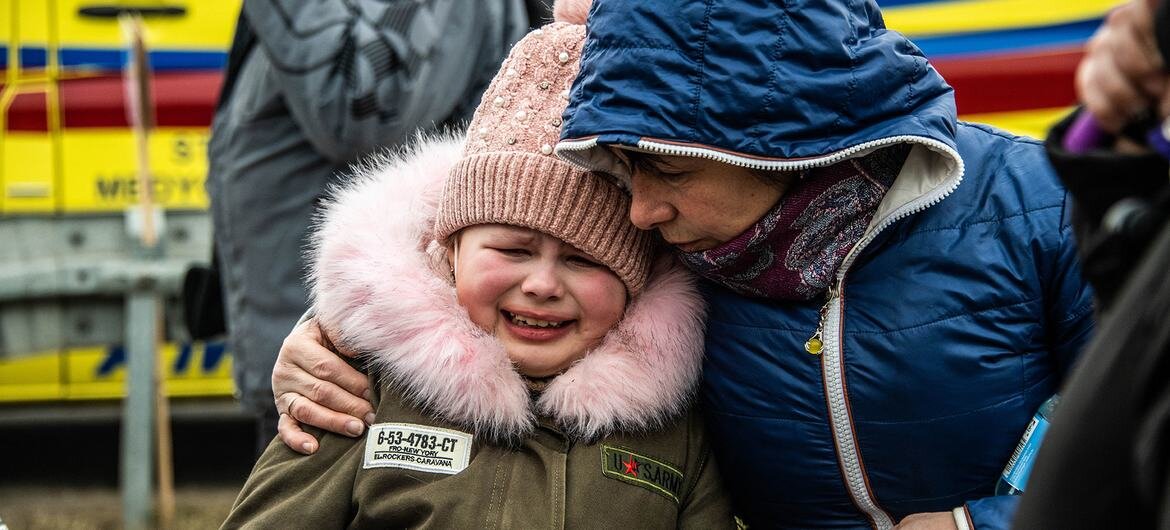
[576,272,627,331]
[472,255,523,293]
[456,254,522,307]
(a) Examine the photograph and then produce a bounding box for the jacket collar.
[308,135,707,442]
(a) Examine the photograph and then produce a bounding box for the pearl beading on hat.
[464,22,583,158]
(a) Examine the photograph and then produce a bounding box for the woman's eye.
[653,168,689,183]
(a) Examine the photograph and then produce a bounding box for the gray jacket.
[207,0,527,415]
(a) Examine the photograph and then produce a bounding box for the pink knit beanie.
[434,20,652,295]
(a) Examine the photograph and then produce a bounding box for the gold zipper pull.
[804,331,824,355]
[805,287,837,355]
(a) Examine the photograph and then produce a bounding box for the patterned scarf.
[678,144,910,300]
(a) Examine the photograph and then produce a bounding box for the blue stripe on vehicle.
[0,47,49,70]
[0,46,225,71]
[910,19,1100,58]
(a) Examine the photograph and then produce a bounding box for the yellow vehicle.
[879,0,1123,139]
[0,0,240,411]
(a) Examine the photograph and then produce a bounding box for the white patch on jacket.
[308,135,706,442]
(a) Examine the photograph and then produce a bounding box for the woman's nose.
[628,171,676,230]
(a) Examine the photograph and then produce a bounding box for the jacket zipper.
[558,134,939,174]
[813,140,964,529]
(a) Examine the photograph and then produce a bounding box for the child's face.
[451,224,628,377]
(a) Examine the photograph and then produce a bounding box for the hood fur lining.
[308,135,706,441]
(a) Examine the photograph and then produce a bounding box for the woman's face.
[450,224,628,377]
[621,152,787,252]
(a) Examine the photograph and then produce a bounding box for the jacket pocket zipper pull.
[804,287,837,355]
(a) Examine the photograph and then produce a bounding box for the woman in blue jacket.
[550,1,1094,527]
[268,0,1094,528]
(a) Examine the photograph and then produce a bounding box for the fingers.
[287,318,371,399]
[272,349,374,421]
[1157,87,1170,120]
[279,387,369,438]
[277,410,319,455]
[1078,49,1147,133]
[1078,0,1170,133]
[1115,1,1165,95]
[302,346,372,407]
[278,354,375,422]
[315,321,353,359]
[270,317,376,448]
[272,318,374,413]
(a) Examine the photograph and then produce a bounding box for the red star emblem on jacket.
[622,454,639,476]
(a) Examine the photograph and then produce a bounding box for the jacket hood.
[308,135,707,442]
[556,0,962,179]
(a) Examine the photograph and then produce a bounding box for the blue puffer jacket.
[556,1,1095,529]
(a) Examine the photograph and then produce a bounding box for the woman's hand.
[272,317,375,454]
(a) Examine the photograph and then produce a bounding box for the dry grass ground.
[0,485,242,529]
[0,413,256,529]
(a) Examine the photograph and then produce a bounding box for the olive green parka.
[222,137,734,529]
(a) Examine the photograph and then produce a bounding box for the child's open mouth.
[502,310,573,329]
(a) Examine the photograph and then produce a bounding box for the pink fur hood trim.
[308,135,707,441]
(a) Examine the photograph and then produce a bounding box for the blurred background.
[0,0,1124,528]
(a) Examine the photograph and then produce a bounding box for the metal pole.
[121,288,157,530]
[119,14,172,529]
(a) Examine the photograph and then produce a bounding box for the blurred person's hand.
[893,512,957,530]
[1078,0,1170,134]
[273,317,374,454]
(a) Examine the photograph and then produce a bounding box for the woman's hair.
[623,150,798,189]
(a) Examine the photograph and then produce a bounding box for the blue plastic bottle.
[995,394,1061,495]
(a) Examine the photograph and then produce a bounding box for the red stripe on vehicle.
[5,90,49,131]
[8,50,1079,130]
[4,71,222,131]
[933,46,1083,116]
